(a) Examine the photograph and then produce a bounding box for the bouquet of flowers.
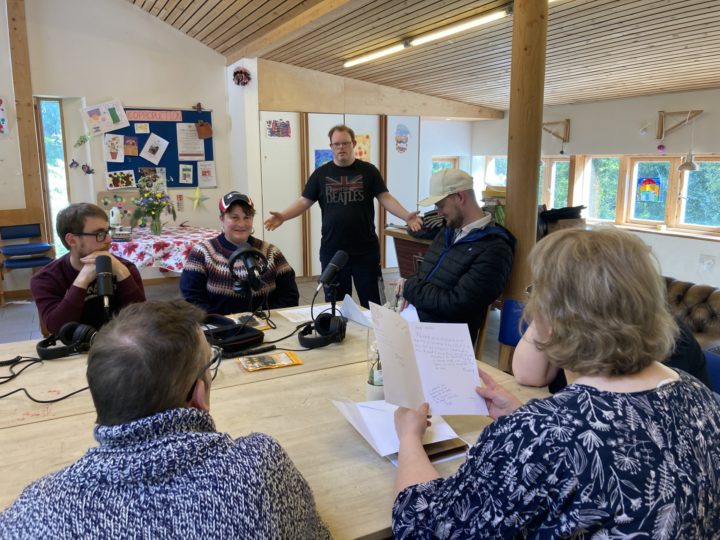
[131,175,176,234]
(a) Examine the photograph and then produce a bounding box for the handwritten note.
[370,303,487,415]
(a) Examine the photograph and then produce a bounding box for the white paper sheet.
[81,99,129,135]
[176,123,205,161]
[276,303,339,323]
[198,160,217,188]
[400,303,420,322]
[140,133,169,165]
[332,399,459,456]
[341,294,373,327]
[370,303,487,415]
[370,303,424,409]
[410,323,487,415]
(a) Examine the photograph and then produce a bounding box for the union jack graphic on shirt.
[324,175,365,205]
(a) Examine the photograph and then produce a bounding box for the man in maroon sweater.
[31,203,145,335]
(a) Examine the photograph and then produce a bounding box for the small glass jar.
[366,329,384,400]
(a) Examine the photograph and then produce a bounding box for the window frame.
[431,156,459,173]
[483,155,507,186]
[577,153,720,238]
[539,156,570,209]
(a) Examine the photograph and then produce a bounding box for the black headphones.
[36,322,97,360]
[228,246,268,295]
[298,312,347,349]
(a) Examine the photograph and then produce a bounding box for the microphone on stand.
[95,255,114,321]
[315,250,349,293]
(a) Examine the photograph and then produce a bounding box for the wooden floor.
[0,271,501,368]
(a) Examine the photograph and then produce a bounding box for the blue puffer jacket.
[403,224,516,344]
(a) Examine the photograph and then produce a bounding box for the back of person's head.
[524,226,677,376]
[87,300,206,426]
[56,203,109,249]
[328,124,356,142]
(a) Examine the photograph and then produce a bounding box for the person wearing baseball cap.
[180,191,299,314]
[398,168,516,345]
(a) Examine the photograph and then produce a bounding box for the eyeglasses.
[185,345,223,402]
[331,142,353,148]
[74,229,111,242]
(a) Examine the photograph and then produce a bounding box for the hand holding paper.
[369,303,488,415]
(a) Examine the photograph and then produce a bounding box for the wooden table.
[0,308,370,430]
[0,311,548,539]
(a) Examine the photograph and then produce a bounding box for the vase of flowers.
[131,175,176,235]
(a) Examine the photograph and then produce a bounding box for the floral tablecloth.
[110,226,218,272]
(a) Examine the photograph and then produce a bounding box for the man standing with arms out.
[0,300,330,538]
[264,125,422,307]
[31,203,145,335]
[400,169,515,345]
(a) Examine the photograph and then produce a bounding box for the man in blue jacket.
[401,169,515,345]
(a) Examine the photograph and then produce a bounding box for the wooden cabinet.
[384,228,433,278]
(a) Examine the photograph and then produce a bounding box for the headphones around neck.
[228,246,269,295]
[298,312,347,349]
[36,322,97,360]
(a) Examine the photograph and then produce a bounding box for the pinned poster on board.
[82,100,130,135]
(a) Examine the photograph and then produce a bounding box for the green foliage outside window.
[587,158,619,220]
[683,162,720,227]
[40,100,70,256]
[553,161,570,209]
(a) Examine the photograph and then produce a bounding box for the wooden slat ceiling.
[127,0,720,111]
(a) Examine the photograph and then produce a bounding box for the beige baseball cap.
[418,168,474,206]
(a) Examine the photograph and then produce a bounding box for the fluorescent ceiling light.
[343,44,408,68]
[410,10,508,47]
[343,5,512,68]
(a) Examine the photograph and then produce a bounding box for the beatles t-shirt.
[302,159,388,257]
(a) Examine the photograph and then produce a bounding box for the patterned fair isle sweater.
[392,372,720,539]
[180,234,299,315]
[0,408,330,539]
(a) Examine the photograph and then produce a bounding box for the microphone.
[316,250,349,292]
[95,255,114,317]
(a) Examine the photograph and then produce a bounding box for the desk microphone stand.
[326,282,339,317]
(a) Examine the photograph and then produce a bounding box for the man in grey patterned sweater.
[0,300,330,539]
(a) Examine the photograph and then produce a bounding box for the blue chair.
[497,298,529,372]
[705,347,720,393]
[0,224,55,304]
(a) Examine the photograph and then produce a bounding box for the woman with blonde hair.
[392,227,720,538]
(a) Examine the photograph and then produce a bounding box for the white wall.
[0,0,25,210]
[259,111,302,273]
[471,88,720,287]
[227,57,261,215]
[472,87,720,157]
[385,116,420,268]
[418,119,473,203]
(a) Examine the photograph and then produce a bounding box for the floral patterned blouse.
[392,372,720,539]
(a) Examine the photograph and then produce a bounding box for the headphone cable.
[0,356,89,403]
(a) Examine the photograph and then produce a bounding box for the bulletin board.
[105,107,214,189]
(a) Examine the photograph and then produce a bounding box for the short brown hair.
[56,203,109,249]
[328,125,355,143]
[524,226,677,377]
[87,300,207,426]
